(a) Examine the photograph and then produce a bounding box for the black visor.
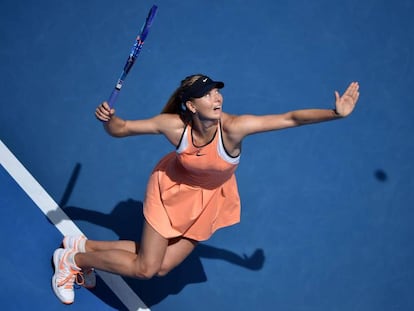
[181,76,224,103]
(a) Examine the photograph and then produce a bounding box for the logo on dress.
[196,149,205,156]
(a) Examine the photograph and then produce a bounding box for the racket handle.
[108,88,120,108]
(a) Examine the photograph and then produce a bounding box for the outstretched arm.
[94,102,185,145]
[284,81,360,125]
[285,81,360,125]
[225,82,360,139]
[221,82,360,156]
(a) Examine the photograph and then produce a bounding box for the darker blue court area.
[1,0,414,310]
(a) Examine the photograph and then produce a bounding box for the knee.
[132,262,172,278]
[132,261,161,280]
[156,265,172,277]
[136,264,172,278]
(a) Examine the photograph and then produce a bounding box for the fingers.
[334,82,360,117]
[354,90,360,104]
[95,101,115,122]
[346,82,360,99]
[335,91,340,102]
[340,82,360,105]
[350,82,360,103]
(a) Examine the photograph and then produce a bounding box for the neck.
[191,118,219,147]
[191,117,218,134]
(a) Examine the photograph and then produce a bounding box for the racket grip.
[108,88,120,108]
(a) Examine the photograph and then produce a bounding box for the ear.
[185,101,196,114]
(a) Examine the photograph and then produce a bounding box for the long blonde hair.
[161,74,204,121]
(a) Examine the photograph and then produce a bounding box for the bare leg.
[74,220,197,279]
[157,236,198,276]
[85,239,139,253]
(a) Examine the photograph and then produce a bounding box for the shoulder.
[155,113,187,146]
[151,113,186,136]
[152,113,185,126]
[220,112,257,137]
[222,111,293,137]
[220,112,238,130]
[220,112,245,149]
[125,113,185,136]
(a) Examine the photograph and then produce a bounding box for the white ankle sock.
[67,251,81,271]
[77,238,86,253]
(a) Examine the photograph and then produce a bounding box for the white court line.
[0,140,150,311]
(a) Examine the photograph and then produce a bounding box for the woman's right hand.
[95,101,115,122]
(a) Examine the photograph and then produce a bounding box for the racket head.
[139,5,158,42]
[108,5,158,108]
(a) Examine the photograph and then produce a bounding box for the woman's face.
[189,88,223,120]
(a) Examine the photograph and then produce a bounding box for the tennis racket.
[107,5,158,108]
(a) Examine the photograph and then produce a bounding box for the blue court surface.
[1,0,414,310]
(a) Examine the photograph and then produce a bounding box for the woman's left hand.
[334,82,360,117]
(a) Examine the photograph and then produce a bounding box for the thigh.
[159,237,198,275]
[139,221,198,275]
[138,220,170,269]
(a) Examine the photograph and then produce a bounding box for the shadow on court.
[47,163,265,308]
[52,199,265,308]
[374,169,388,182]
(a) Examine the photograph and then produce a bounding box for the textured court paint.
[1,1,414,310]
[0,139,149,311]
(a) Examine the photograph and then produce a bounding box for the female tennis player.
[52,74,359,304]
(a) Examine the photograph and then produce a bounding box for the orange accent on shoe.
[57,252,82,289]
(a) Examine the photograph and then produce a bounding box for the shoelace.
[58,269,83,289]
[75,272,86,286]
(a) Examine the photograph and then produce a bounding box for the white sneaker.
[63,235,96,289]
[52,248,81,304]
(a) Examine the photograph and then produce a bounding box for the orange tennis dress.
[143,122,241,241]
